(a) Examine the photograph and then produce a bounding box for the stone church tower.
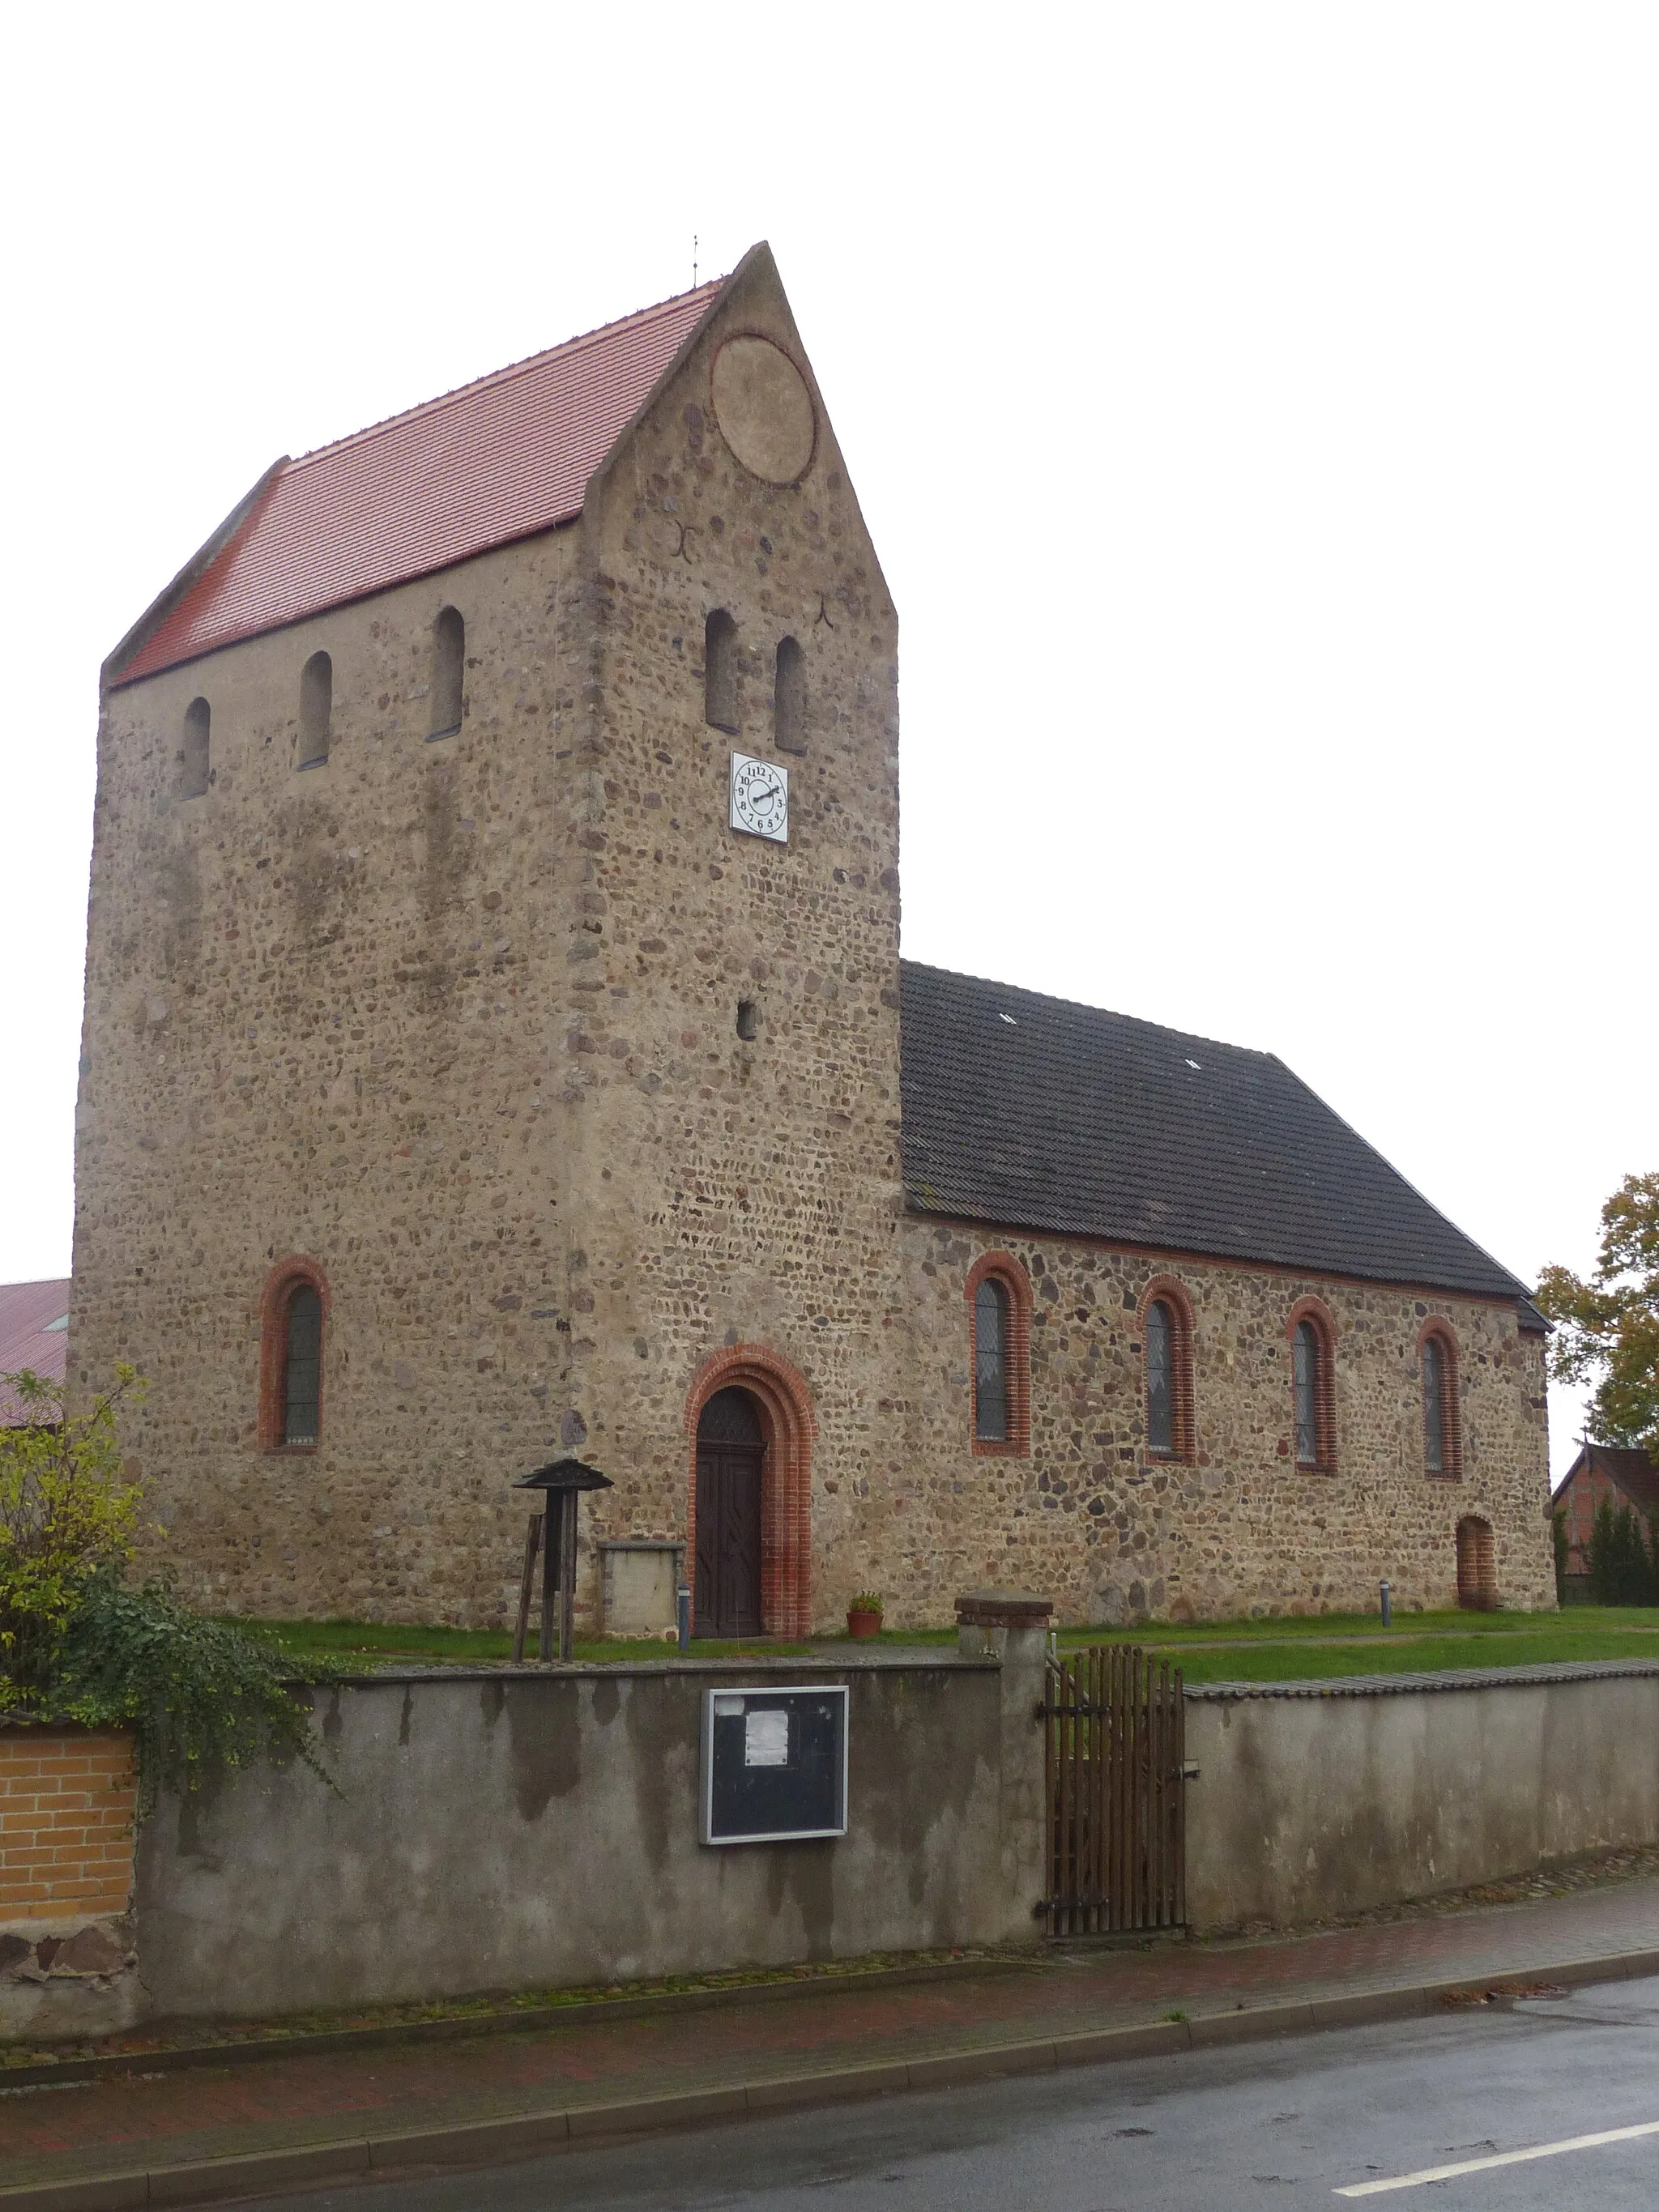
[75,245,1557,1631]
[77,245,904,1632]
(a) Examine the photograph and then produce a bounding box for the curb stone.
[0,1956,1034,2095]
[4,1948,1658,2210]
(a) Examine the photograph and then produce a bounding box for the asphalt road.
[245,1971,1659,2210]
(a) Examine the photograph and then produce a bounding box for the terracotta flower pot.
[847,1608,883,1641]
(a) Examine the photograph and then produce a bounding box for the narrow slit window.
[1422,1334,1447,1473]
[299,651,332,768]
[774,635,805,753]
[180,697,211,798]
[975,1278,1009,1443]
[282,1285,322,1446]
[1146,1299,1175,1455]
[429,607,464,739]
[705,610,738,732]
[1293,1320,1320,1466]
[736,999,759,1041]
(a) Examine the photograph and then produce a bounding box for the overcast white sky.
[5,3,1653,1477]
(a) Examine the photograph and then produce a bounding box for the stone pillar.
[956,1589,1052,1941]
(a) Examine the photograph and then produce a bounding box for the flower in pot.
[847,1592,884,1640]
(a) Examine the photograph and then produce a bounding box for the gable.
[107,279,729,688]
[899,962,1530,1302]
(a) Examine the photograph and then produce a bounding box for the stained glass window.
[283,1286,322,1447]
[1422,1335,1446,1473]
[1146,1299,1175,1455]
[975,1278,1009,1442]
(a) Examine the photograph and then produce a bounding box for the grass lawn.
[248,1605,1659,1684]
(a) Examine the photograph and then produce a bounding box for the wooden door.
[695,1388,764,1637]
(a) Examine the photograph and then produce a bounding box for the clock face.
[729,752,790,843]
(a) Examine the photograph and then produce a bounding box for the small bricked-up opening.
[429,605,464,739]
[966,1251,1032,1455]
[1421,1323,1462,1477]
[705,608,738,733]
[774,634,806,753]
[736,998,759,1041]
[258,1258,329,1451]
[299,650,332,768]
[179,696,211,798]
[684,1345,816,1638]
[1139,1276,1196,1463]
[1456,1515,1497,1609]
[1287,1298,1337,1472]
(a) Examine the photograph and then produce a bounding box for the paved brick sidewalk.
[4,1877,1659,2195]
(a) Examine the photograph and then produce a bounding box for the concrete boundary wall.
[1184,1660,1659,1932]
[131,1635,1047,2025]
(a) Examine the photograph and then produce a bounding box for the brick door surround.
[683,1345,816,1639]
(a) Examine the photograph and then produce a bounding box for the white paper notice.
[744,1708,789,1767]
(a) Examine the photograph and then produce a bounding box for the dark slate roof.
[898,962,1531,1303]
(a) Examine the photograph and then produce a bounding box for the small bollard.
[1380,1579,1392,1629]
[676,1583,692,1651]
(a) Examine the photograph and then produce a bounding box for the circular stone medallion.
[710,337,817,485]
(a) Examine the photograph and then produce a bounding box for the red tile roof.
[111,279,726,687]
[0,1277,71,1425]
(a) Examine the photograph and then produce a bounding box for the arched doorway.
[695,1388,765,1637]
[1456,1515,1497,1611]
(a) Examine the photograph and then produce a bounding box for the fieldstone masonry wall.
[71,247,1555,1631]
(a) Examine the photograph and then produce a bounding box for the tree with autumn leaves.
[1535,1171,1659,1464]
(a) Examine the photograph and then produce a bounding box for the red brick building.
[1549,1443,1659,1596]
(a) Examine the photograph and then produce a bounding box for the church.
[71,244,1556,1634]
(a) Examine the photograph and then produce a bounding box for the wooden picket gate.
[1039,1644,1187,1937]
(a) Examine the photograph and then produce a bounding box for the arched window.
[1146,1301,1175,1454]
[258,1259,329,1451]
[774,635,805,753]
[1287,1298,1337,1471]
[429,607,464,739]
[975,1278,1009,1442]
[180,697,211,799]
[705,610,738,733]
[299,650,332,768]
[1139,1276,1196,1462]
[1421,1324,1461,1477]
[281,1285,322,1446]
[966,1252,1032,1455]
[1456,1515,1496,1609]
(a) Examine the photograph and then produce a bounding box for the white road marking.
[1335,2118,1659,2195]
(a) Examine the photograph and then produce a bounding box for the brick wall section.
[0,1731,136,1916]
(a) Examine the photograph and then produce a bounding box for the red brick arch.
[1417,1315,1464,1479]
[965,1250,1032,1456]
[684,1345,817,1639]
[258,1255,330,1452]
[1136,1274,1196,1464]
[1286,1295,1339,1473]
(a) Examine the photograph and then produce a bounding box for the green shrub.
[1587,1498,1659,1606]
[2,1366,339,1810]
[1552,1508,1569,1605]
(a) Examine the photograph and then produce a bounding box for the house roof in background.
[109,279,727,687]
[1550,1443,1659,1516]
[0,1278,71,1425]
[898,962,1532,1304]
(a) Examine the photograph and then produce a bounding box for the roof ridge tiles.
[284,276,729,472]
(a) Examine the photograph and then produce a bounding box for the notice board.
[700,1685,848,1844]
